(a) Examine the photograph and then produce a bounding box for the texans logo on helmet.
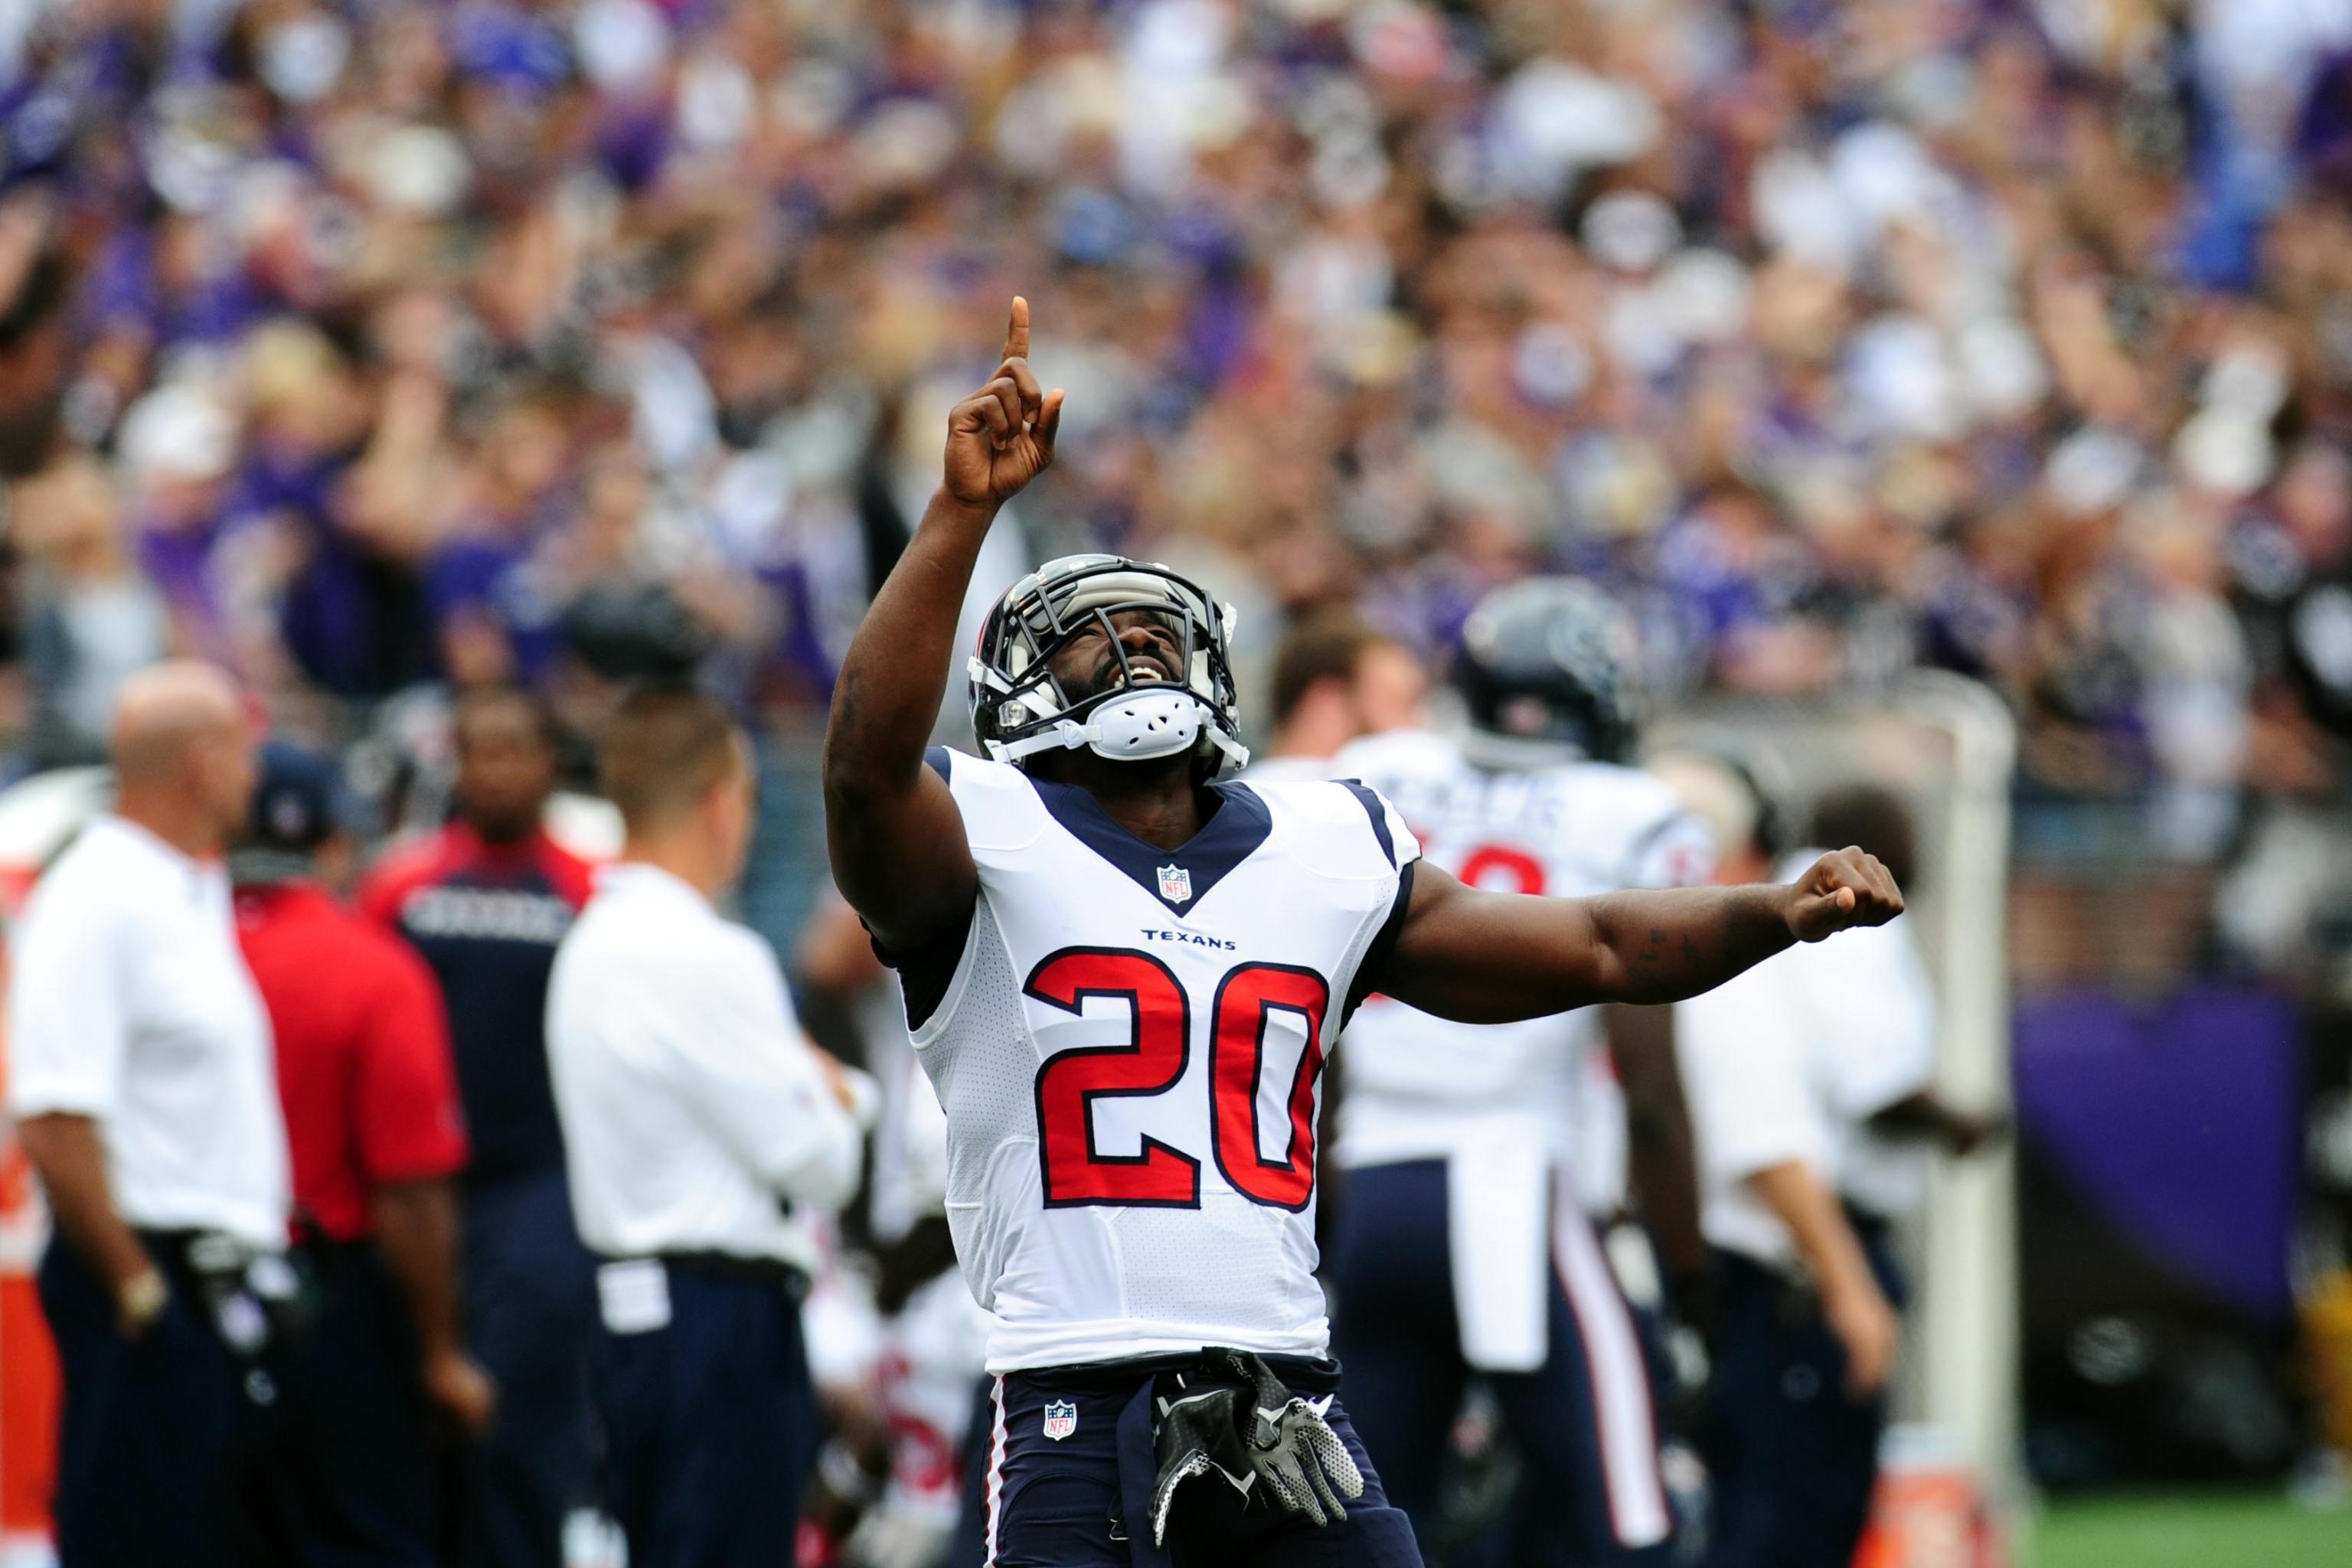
[1044,1400,1078,1441]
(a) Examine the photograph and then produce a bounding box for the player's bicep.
[1374,861,1612,1023]
[824,746,978,954]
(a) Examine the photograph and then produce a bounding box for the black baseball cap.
[245,741,358,857]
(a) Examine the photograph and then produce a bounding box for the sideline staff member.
[1663,756,1903,1568]
[548,684,871,1567]
[234,743,492,1565]
[360,686,596,1568]
[8,662,286,1567]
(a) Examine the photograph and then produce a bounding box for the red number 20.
[1026,949,1331,1211]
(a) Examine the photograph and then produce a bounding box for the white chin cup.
[1084,689,1205,760]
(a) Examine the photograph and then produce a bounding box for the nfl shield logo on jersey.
[1043,1400,1078,1441]
[1157,864,1193,904]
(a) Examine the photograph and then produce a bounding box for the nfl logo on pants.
[1044,1400,1078,1441]
[1158,864,1193,904]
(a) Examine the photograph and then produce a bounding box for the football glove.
[1147,1349,1364,1544]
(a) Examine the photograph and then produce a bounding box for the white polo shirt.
[547,862,867,1272]
[1676,949,1828,1271]
[1785,909,1939,1221]
[6,815,288,1248]
[1676,850,1939,1268]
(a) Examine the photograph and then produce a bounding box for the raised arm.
[822,298,1064,952]
[1377,848,1902,1022]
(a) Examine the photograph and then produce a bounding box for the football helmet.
[1455,577,1640,765]
[969,554,1250,775]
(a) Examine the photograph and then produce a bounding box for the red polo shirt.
[236,880,469,1243]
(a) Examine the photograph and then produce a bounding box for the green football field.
[2028,1492,2352,1568]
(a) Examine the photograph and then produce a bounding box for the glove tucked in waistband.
[1145,1348,1364,1546]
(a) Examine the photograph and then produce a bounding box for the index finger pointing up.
[1002,296,1031,363]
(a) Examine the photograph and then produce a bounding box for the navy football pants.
[978,1364,1422,1566]
[595,1263,817,1568]
[1329,1160,1674,1566]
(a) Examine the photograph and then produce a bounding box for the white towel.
[1448,1123,1550,1371]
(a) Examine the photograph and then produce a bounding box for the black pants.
[594,1259,817,1568]
[1697,1218,1906,1568]
[456,1166,597,1568]
[37,1233,272,1568]
[262,1238,441,1567]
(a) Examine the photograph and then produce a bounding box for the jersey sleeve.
[932,746,1050,858]
[351,942,471,1186]
[1331,779,1423,871]
[4,873,132,1119]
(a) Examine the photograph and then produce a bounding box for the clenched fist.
[943,296,1066,507]
[1780,846,1904,942]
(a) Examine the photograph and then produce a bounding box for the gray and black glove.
[1147,1350,1364,1544]
[1233,1351,1363,1527]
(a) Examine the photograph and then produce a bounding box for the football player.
[820,299,1902,1568]
[1327,578,1713,1563]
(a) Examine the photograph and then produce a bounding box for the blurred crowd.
[2,0,2352,864]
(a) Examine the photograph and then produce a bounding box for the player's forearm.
[17,1113,152,1293]
[1382,878,1802,1021]
[822,488,998,805]
[371,1178,466,1359]
[1578,884,1801,1006]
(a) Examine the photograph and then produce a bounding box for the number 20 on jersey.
[1024,947,1330,1212]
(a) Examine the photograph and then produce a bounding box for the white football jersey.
[908,746,1417,1374]
[1331,730,1713,1195]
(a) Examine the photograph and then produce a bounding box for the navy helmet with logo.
[1454,577,1640,765]
[969,554,1249,777]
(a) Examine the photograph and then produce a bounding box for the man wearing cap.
[8,661,288,1567]
[234,742,492,1566]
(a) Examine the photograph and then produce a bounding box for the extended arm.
[822,298,1063,953]
[1377,848,1902,1023]
[1867,1090,2007,1156]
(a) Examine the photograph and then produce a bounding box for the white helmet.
[967,554,1249,776]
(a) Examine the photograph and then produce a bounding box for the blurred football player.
[821,298,1903,1568]
[1326,579,1714,1564]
